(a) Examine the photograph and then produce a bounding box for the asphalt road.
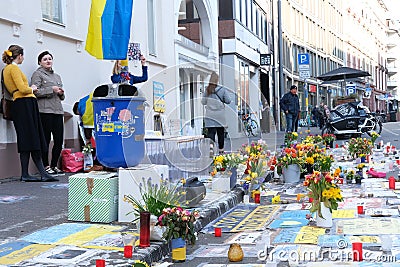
[0,122,399,266]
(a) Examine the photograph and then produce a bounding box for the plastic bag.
[61,149,84,173]
[150,214,166,241]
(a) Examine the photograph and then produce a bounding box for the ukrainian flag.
[85,0,134,60]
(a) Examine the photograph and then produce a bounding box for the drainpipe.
[278,0,284,131]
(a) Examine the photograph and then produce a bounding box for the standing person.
[31,51,65,175]
[201,71,231,154]
[279,85,300,133]
[111,55,148,84]
[2,45,57,182]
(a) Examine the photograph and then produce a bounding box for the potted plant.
[158,207,199,262]
[276,146,304,183]
[348,137,373,158]
[313,154,334,173]
[322,133,336,148]
[304,171,343,227]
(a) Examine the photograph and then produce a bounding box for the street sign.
[346,85,356,95]
[363,87,372,98]
[260,54,271,66]
[298,53,310,80]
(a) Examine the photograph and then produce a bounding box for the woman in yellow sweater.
[2,45,57,182]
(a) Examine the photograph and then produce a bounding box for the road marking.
[383,127,399,136]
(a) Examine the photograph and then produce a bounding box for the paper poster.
[0,244,55,265]
[127,42,141,61]
[294,226,325,244]
[272,227,301,244]
[0,195,33,204]
[269,218,309,229]
[348,236,381,246]
[365,208,399,217]
[279,210,310,219]
[29,246,97,265]
[338,218,400,235]
[285,203,311,210]
[339,198,384,209]
[332,209,356,218]
[318,235,350,248]
[225,232,262,245]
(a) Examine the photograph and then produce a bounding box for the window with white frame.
[41,0,64,24]
[147,0,156,55]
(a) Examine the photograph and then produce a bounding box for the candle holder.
[139,211,150,247]
[122,233,136,258]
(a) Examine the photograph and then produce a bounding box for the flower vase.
[282,164,300,183]
[139,211,150,247]
[171,237,186,262]
[360,156,366,163]
[315,204,333,228]
[83,153,93,172]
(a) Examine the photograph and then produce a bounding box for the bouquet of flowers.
[348,137,373,158]
[285,132,298,147]
[82,143,93,155]
[370,131,379,144]
[158,207,199,245]
[243,158,267,187]
[322,133,336,145]
[276,146,304,174]
[211,153,246,176]
[313,154,334,172]
[304,171,343,218]
[302,135,323,145]
[123,177,184,219]
[240,139,268,158]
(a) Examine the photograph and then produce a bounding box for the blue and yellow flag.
[85,0,133,60]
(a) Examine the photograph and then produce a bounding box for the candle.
[96,259,106,267]
[254,193,261,204]
[215,227,222,237]
[309,197,314,203]
[335,144,339,148]
[352,242,363,261]
[357,205,364,215]
[389,176,396,189]
[124,245,133,258]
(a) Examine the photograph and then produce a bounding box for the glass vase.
[139,211,150,247]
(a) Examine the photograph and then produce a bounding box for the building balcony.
[387,80,398,88]
[387,53,397,60]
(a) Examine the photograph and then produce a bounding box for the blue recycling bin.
[92,84,146,168]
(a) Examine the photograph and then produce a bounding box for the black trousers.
[40,113,64,168]
[206,127,225,150]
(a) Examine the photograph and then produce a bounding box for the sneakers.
[45,166,64,176]
[53,167,64,175]
[45,166,56,175]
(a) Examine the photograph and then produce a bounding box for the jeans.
[206,127,225,150]
[285,112,298,132]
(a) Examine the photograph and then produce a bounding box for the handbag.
[1,69,15,121]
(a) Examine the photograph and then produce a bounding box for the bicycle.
[239,111,259,137]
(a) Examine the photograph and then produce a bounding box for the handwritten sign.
[339,218,400,235]
[294,226,325,244]
[332,209,355,218]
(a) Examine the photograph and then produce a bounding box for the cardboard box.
[68,172,118,223]
[118,164,169,222]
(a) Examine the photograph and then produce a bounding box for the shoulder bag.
[0,69,15,121]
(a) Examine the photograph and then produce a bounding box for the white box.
[212,176,231,193]
[118,164,169,222]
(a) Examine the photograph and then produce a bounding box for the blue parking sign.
[298,53,310,65]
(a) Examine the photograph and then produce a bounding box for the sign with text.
[153,81,165,113]
[260,54,272,66]
[298,53,310,79]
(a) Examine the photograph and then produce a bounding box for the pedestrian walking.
[279,85,300,133]
[2,45,57,182]
[31,51,65,175]
[201,71,231,154]
[111,55,148,85]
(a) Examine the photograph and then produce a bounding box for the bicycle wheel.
[249,120,259,136]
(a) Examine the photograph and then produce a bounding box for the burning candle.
[389,176,396,189]
[215,227,222,237]
[124,245,133,258]
[254,193,261,204]
[96,259,106,267]
[352,242,363,261]
[309,197,314,203]
[357,205,364,215]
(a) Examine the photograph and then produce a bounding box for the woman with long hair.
[201,71,231,154]
[2,45,57,182]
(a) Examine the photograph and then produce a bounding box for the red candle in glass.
[335,144,339,148]
[389,176,396,189]
[124,245,133,258]
[96,259,105,267]
[357,205,364,215]
[254,193,261,204]
[139,211,150,247]
[214,227,222,237]
[309,197,314,203]
[352,242,363,261]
